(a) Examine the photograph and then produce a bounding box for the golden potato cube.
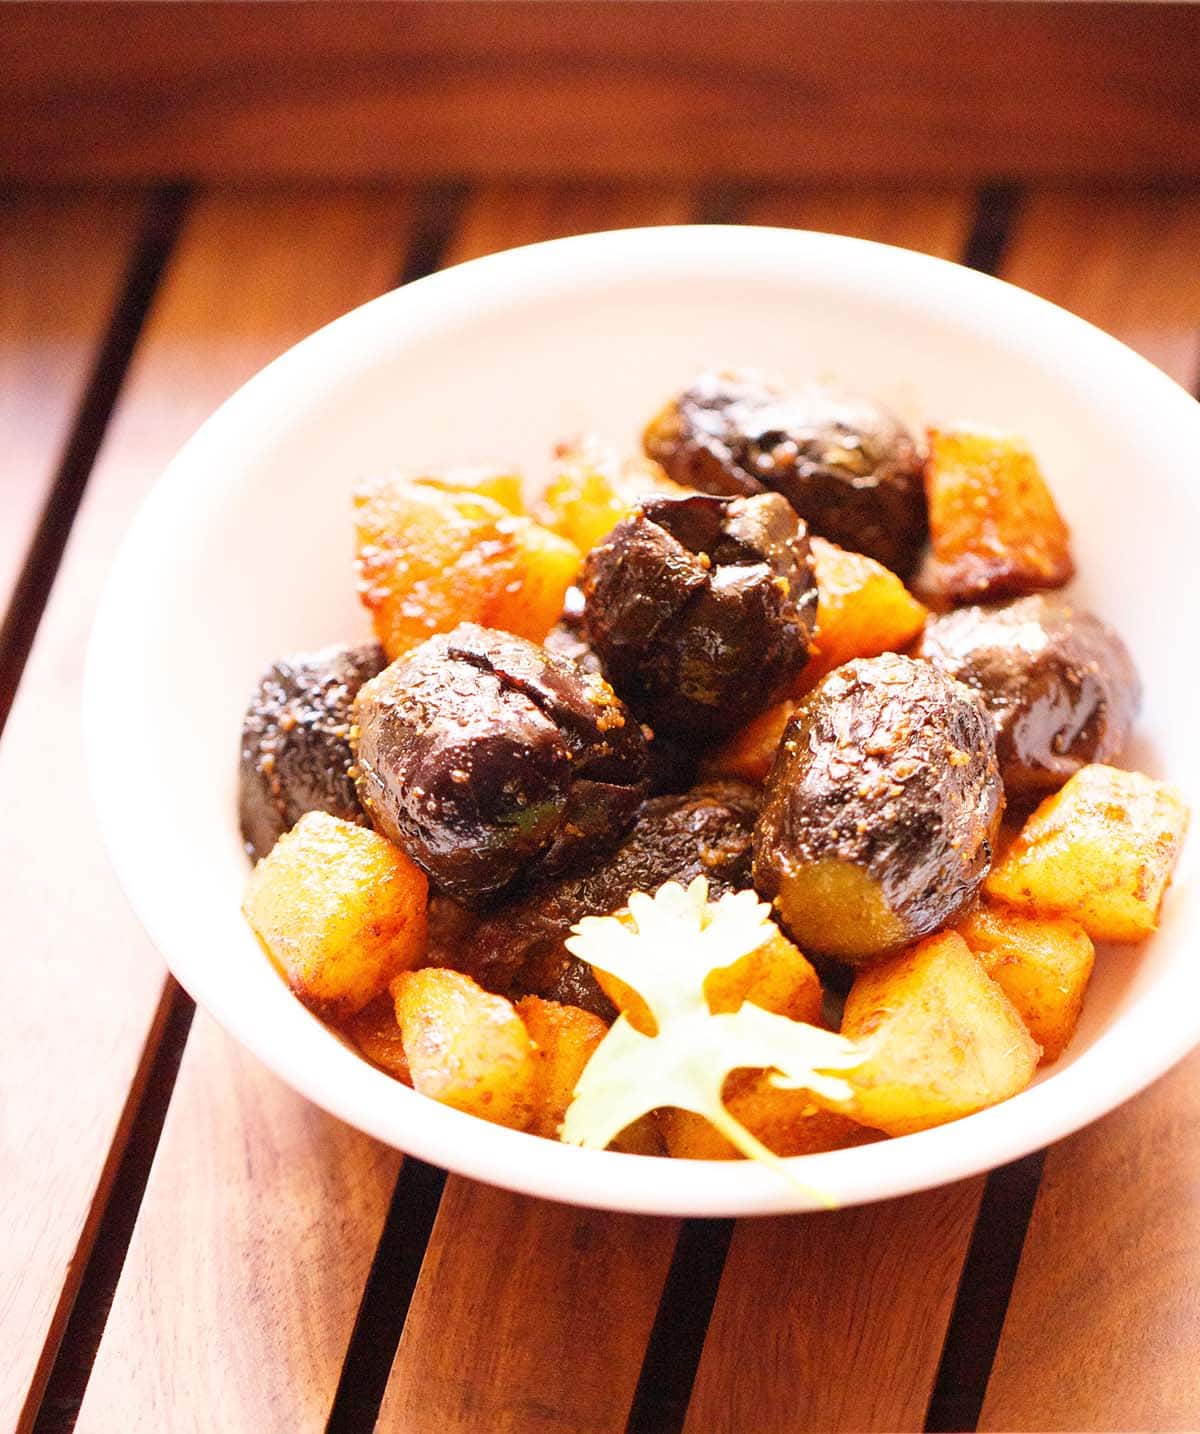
[536,438,686,553]
[661,1075,875,1159]
[701,699,796,785]
[408,467,524,513]
[833,931,1040,1136]
[955,904,1094,1063]
[243,810,428,1021]
[344,994,412,1084]
[706,930,824,1025]
[924,427,1074,602]
[800,537,928,687]
[354,476,580,660]
[596,927,822,1035]
[516,996,608,1139]
[985,765,1189,943]
[393,968,535,1129]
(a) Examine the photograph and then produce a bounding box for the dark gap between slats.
[692,183,758,228]
[395,180,470,287]
[30,982,196,1434]
[325,1159,449,1434]
[625,1218,735,1434]
[923,179,1039,1434]
[962,182,1022,276]
[0,184,188,737]
[924,1150,1046,1431]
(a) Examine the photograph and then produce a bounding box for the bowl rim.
[85,223,1200,1216]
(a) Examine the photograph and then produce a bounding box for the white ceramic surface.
[86,226,1200,1216]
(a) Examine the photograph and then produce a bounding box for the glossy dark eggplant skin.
[239,642,386,861]
[450,780,761,1017]
[753,653,1003,964]
[352,623,650,906]
[643,371,927,578]
[917,595,1141,801]
[580,492,817,743]
[545,589,696,795]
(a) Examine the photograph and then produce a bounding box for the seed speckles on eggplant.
[753,653,1003,963]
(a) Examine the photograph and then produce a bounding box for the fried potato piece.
[829,930,1040,1136]
[985,764,1189,943]
[243,810,428,1021]
[800,536,928,686]
[701,699,796,785]
[355,476,580,660]
[393,968,535,1129]
[596,927,822,1036]
[536,438,687,554]
[344,994,412,1084]
[924,427,1074,602]
[517,996,608,1139]
[661,1077,875,1159]
[956,904,1094,1062]
[408,467,524,513]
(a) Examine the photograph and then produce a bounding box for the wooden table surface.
[3,178,1199,1434]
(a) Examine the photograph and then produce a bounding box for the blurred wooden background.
[2,2,1199,184]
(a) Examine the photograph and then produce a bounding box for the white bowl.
[86,226,1200,1216]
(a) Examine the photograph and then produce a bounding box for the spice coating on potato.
[353,623,650,906]
[643,371,927,578]
[393,968,535,1129]
[455,780,760,1016]
[517,996,609,1139]
[239,641,386,861]
[243,810,429,1021]
[918,595,1140,800]
[955,904,1095,1062]
[354,475,579,660]
[985,764,1189,942]
[924,427,1074,602]
[581,491,818,741]
[834,931,1040,1135]
[753,654,1004,963]
[536,437,687,553]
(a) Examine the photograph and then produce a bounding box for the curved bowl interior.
[86,226,1200,1216]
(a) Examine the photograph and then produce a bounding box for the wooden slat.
[3,4,1200,184]
[381,1182,678,1434]
[687,1182,983,1434]
[0,191,144,628]
[0,189,410,1434]
[682,186,983,1434]
[77,1015,401,1433]
[979,189,1200,1434]
[375,181,695,1434]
